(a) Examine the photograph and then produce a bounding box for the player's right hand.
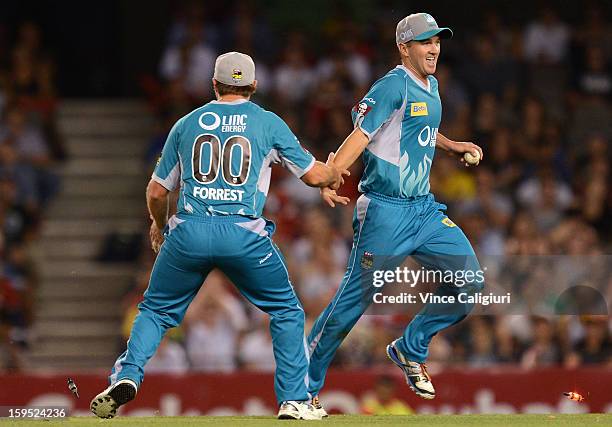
[326,152,350,190]
[150,222,164,253]
[321,187,350,208]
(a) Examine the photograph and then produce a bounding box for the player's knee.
[270,304,305,322]
[138,301,182,328]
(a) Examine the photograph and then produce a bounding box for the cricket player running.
[91,52,346,420]
[307,13,485,416]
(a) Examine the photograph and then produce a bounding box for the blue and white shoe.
[386,339,435,400]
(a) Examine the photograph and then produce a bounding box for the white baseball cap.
[396,13,453,45]
[213,51,256,87]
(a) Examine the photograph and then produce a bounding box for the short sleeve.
[152,119,182,191]
[269,113,315,178]
[352,73,405,140]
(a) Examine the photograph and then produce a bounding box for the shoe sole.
[91,383,137,419]
[90,393,117,419]
[278,414,300,420]
[386,344,435,400]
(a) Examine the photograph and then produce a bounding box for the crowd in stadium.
[0,21,63,370]
[135,2,612,373]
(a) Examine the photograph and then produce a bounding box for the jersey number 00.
[192,134,252,186]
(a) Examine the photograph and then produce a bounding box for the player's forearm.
[333,128,370,171]
[147,197,168,229]
[435,132,454,152]
[302,161,337,187]
[168,190,179,217]
[146,180,170,229]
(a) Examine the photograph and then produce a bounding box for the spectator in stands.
[516,168,573,231]
[273,38,315,105]
[0,144,38,209]
[183,273,248,372]
[523,7,570,65]
[10,22,63,161]
[0,105,59,205]
[145,336,189,374]
[238,315,275,372]
[361,376,414,415]
[575,46,612,100]
[315,38,371,96]
[160,19,216,100]
[566,316,612,366]
[521,317,562,368]
[467,319,498,367]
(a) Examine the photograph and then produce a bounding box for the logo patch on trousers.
[361,252,374,269]
[259,252,272,264]
[442,217,456,227]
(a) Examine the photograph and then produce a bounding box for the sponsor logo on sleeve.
[442,217,456,227]
[353,101,372,116]
[361,251,374,269]
[353,101,373,127]
[410,102,428,117]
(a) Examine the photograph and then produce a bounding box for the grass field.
[1,414,611,427]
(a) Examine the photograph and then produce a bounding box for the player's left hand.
[451,141,483,166]
[326,152,350,190]
[150,222,164,253]
[321,187,350,208]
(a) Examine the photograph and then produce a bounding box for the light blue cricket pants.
[307,192,484,396]
[109,214,310,404]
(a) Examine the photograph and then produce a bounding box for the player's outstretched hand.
[150,222,164,253]
[321,187,350,208]
[326,152,350,190]
[451,141,483,167]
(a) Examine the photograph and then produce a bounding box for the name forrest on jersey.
[193,186,245,201]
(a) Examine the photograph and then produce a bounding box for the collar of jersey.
[396,65,431,93]
[210,99,250,105]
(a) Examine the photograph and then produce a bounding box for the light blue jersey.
[352,65,442,198]
[153,99,315,217]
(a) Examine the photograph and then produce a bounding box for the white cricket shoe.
[90,379,138,419]
[277,400,322,420]
[311,396,328,418]
[386,339,435,399]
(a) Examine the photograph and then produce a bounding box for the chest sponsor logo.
[418,125,438,147]
[410,102,428,116]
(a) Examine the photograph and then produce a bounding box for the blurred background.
[0,0,610,415]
